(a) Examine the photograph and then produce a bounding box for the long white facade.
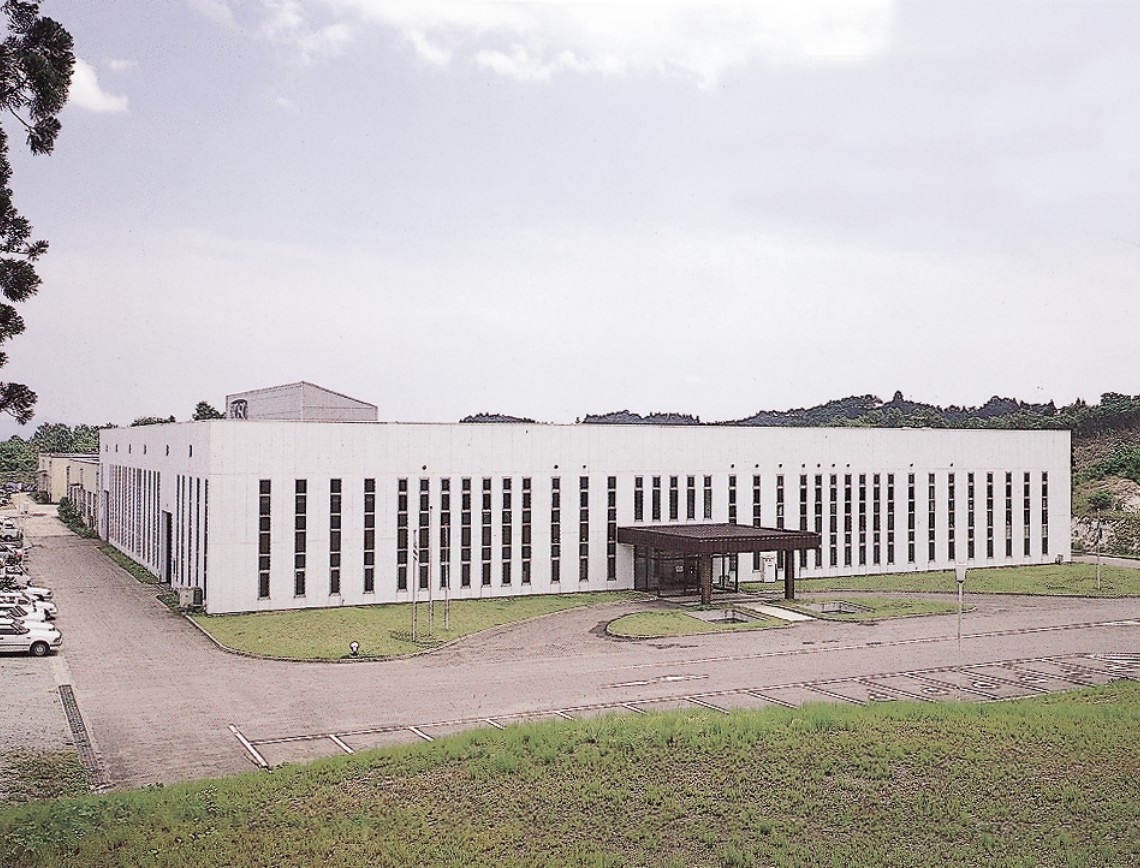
[99,421,1071,614]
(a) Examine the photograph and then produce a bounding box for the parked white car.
[0,591,55,618]
[3,578,52,601]
[0,618,62,656]
[0,603,50,623]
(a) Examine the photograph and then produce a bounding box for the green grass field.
[784,596,961,620]
[745,562,1140,596]
[606,608,785,638]
[2,683,1136,867]
[191,591,650,659]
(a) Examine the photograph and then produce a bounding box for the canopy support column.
[700,553,712,605]
[784,552,796,601]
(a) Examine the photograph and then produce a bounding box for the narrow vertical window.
[579,476,590,581]
[907,473,916,564]
[703,475,713,520]
[668,475,679,521]
[396,478,408,591]
[927,473,936,562]
[481,478,492,586]
[501,477,512,585]
[857,474,867,567]
[807,474,816,568]
[550,477,561,582]
[1023,472,1031,556]
[985,473,994,559]
[686,475,696,521]
[829,474,838,568]
[294,479,307,596]
[363,478,375,593]
[607,476,617,581]
[1041,472,1049,556]
[814,474,823,569]
[751,474,762,570]
[461,478,472,587]
[439,478,451,589]
[258,479,271,598]
[521,478,532,584]
[633,476,644,522]
[885,474,894,566]
[330,479,342,594]
[728,475,737,524]
[651,476,661,521]
[844,474,853,567]
[966,472,976,560]
[1005,472,1013,558]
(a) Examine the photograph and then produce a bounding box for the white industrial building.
[98,390,1071,614]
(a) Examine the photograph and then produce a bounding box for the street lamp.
[955,563,967,701]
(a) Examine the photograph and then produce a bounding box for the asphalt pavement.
[13,511,1140,790]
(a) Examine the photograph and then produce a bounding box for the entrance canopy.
[617,523,822,603]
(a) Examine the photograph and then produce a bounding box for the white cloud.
[69,58,128,113]
[187,0,237,28]
[262,0,354,64]
[318,0,895,85]
[107,58,136,71]
[404,29,452,67]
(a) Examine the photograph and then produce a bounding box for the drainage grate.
[57,684,110,790]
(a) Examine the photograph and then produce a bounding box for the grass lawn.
[783,596,961,620]
[0,750,87,807]
[191,591,650,659]
[607,608,785,638]
[2,683,1137,867]
[745,562,1140,596]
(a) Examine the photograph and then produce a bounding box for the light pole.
[955,563,967,701]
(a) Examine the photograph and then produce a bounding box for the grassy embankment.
[0,750,87,807]
[2,682,1137,867]
[191,591,650,659]
[745,562,1140,596]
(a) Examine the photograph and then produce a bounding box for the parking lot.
[4,509,1139,791]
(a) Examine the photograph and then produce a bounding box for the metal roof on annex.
[616,523,821,555]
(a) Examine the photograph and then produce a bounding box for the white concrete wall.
[99,421,1071,614]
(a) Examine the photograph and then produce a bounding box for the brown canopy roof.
[616,523,821,554]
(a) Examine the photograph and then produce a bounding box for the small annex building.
[97,387,1072,615]
[225,382,378,422]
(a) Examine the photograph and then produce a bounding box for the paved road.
[23,514,1140,790]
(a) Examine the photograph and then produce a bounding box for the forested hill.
[727,391,1140,436]
[578,391,1140,440]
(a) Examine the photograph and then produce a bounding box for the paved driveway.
[22,513,1140,790]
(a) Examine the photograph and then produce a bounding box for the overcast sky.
[3,0,1138,432]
